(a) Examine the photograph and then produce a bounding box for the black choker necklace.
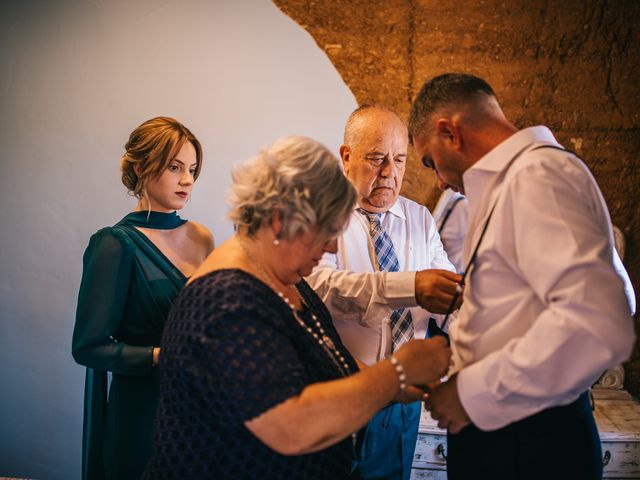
[121,211,187,230]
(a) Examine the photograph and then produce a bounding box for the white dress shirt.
[452,126,636,431]
[307,196,455,365]
[432,189,468,273]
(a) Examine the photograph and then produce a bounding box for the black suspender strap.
[438,195,465,233]
[435,143,570,333]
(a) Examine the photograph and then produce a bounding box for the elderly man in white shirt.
[307,105,461,480]
[409,73,636,480]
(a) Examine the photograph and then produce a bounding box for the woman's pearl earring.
[273,238,280,246]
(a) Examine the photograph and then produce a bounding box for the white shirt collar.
[464,126,560,179]
[354,198,406,221]
[461,126,562,230]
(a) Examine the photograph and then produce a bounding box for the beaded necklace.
[237,237,352,376]
[238,237,358,449]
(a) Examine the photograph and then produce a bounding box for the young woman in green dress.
[72,117,214,480]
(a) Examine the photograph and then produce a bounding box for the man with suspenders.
[409,73,636,479]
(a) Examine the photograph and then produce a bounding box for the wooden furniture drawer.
[599,439,640,478]
[412,430,447,469]
[410,468,448,479]
[595,389,640,478]
[411,390,640,479]
[411,407,447,479]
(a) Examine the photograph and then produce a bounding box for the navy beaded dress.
[143,269,360,479]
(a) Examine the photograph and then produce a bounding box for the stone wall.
[274,0,640,395]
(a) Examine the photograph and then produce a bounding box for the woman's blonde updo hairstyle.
[228,136,357,240]
[120,116,202,198]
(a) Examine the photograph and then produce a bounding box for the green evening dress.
[72,211,188,480]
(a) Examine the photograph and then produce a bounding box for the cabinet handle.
[437,443,447,460]
[602,450,611,466]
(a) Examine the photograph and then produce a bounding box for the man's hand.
[424,373,471,433]
[415,269,463,313]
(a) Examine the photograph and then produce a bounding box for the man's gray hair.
[228,135,357,239]
[343,104,405,146]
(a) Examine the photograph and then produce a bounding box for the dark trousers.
[447,392,602,480]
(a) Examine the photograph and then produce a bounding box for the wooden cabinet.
[593,389,640,479]
[411,390,640,479]
[411,407,447,479]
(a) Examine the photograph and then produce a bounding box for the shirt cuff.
[456,360,512,431]
[384,271,417,309]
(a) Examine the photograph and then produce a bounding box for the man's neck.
[468,122,518,167]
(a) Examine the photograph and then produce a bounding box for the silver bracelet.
[389,355,407,391]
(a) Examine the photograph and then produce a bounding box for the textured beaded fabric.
[143,269,359,479]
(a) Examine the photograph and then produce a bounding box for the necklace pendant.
[322,335,335,350]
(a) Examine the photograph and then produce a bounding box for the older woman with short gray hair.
[228,136,354,240]
[143,136,451,480]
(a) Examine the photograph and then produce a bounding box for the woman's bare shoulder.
[187,240,247,285]
[186,220,215,251]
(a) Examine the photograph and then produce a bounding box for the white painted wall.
[0,1,356,478]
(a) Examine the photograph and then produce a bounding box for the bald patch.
[344,106,408,147]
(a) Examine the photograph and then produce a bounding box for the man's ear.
[339,144,350,176]
[436,118,462,150]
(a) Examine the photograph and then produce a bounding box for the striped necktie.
[358,208,414,351]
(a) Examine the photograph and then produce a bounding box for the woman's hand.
[393,384,427,403]
[394,336,451,387]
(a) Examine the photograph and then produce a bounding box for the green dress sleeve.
[72,227,154,375]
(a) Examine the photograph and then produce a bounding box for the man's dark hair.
[408,73,496,144]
